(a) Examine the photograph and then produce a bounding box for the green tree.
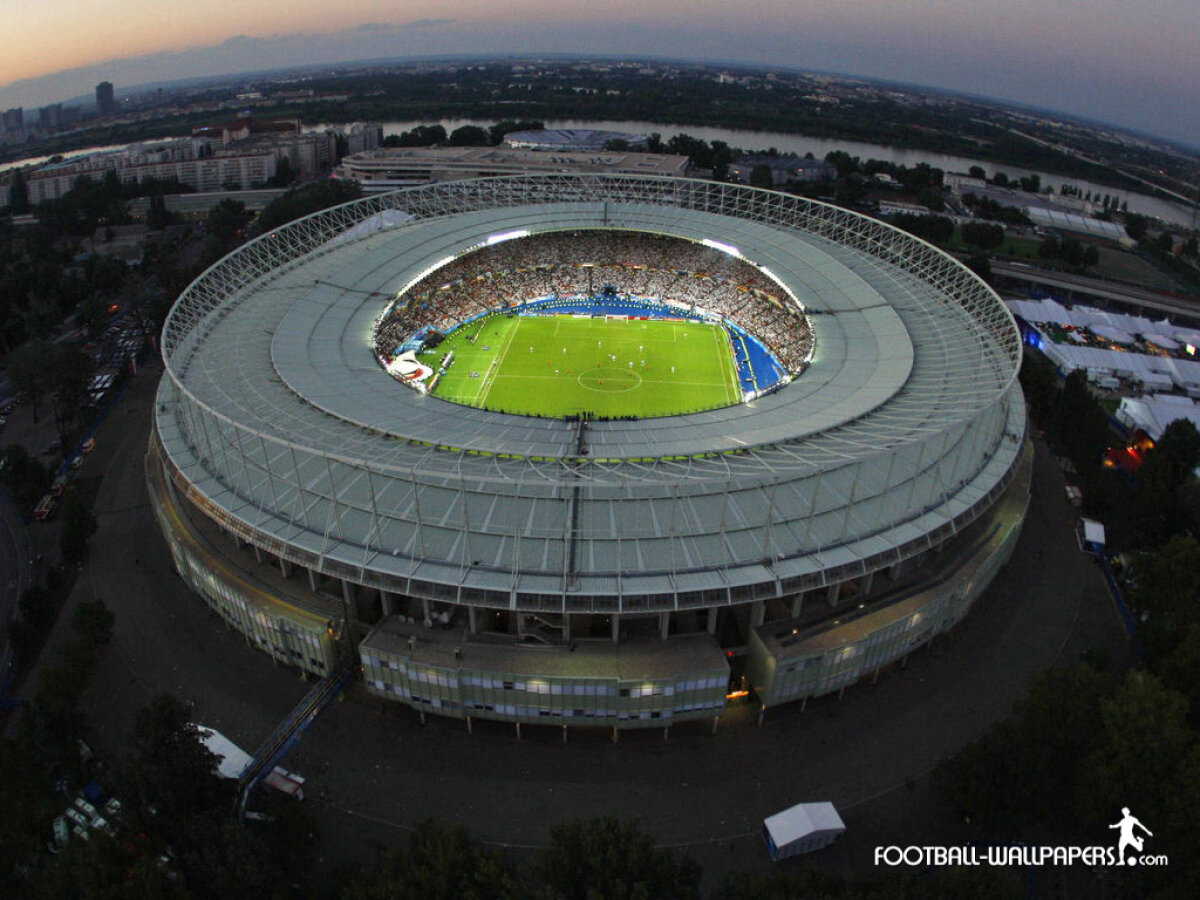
[342,820,519,900]
[1130,536,1200,657]
[47,344,94,448]
[964,254,993,285]
[488,119,544,145]
[447,125,490,146]
[71,597,114,645]
[204,199,249,249]
[255,180,362,233]
[389,124,447,147]
[8,339,54,423]
[889,214,954,245]
[749,164,774,189]
[0,739,55,895]
[117,695,226,821]
[1125,213,1149,242]
[960,222,1004,251]
[1077,671,1194,829]
[267,155,295,188]
[537,817,700,900]
[7,168,30,214]
[0,443,49,509]
[936,665,1112,833]
[1128,421,1200,550]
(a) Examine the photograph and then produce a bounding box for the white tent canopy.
[1038,337,1200,388]
[1116,396,1200,441]
[1144,334,1180,351]
[763,801,846,860]
[1090,325,1135,345]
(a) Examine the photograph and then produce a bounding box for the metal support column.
[826,582,841,607]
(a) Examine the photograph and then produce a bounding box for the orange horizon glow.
[2,0,714,87]
[2,1,1197,149]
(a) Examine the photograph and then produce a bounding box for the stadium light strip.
[701,238,742,259]
[486,229,530,245]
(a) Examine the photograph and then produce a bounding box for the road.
[993,261,1200,322]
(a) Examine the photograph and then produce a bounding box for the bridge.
[236,663,353,819]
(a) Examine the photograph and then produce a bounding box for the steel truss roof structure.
[156,174,1025,615]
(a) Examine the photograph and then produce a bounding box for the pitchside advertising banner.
[874,807,1168,868]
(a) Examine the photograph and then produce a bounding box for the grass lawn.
[425,314,741,417]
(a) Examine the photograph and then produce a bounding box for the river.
[5,117,1193,226]
[375,117,1196,227]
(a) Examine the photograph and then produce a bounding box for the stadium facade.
[149,174,1030,732]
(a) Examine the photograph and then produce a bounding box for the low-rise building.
[336,146,690,192]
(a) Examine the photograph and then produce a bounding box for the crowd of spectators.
[373,231,814,372]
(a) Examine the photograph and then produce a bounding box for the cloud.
[356,19,454,33]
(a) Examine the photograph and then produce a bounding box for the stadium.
[149,174,1031,733]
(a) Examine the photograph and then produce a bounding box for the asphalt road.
[25,362,1132,885]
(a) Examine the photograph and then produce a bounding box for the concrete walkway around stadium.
[68,365,1132,882]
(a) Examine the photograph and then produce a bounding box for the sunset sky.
[2,1,1197,147]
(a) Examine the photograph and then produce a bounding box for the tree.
[936,665,1113,834]
[255,180,362,233]
[964,254,993,285]
[71,597,115,645]
[117,694,226,822]
[342,820,519,900]
[0,444,48,510]
[1128,421,1200,550]
[204,199,249,249]
[7,168,30,214]
[389,124,447,147]
[1130,536,1200,657]
[47,344,94,448]
[1077,672,1193,828]
[889,214,954,245]
[447,125,490,146]
[146,191,171,230]
[537,817,701,900]
[8,339,54,423]
[488,119,543,145]
[968,165,986,180]
[749,164,774,190]
[960,222,1004,251]
[266,155,295,188]
[0,739,55,897]
[1125,213,1149,242]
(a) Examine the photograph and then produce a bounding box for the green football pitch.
[424,314,742,418]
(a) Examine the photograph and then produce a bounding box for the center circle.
[577,367,643,392]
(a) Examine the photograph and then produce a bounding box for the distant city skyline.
[1,2,1197,149]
